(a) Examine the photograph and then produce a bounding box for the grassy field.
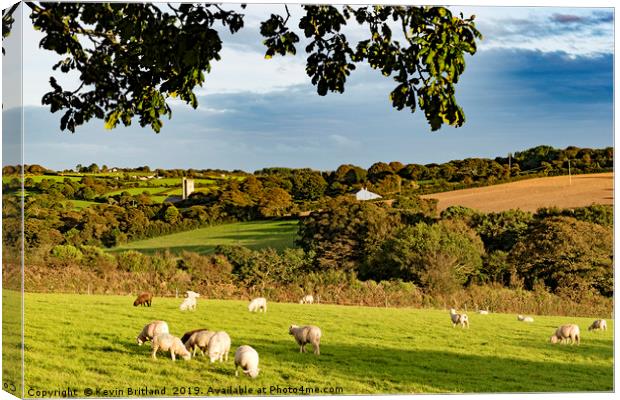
[7,291,613,396]
[422,173,613,213]
[112,220,299,255]
[104,187,169,196]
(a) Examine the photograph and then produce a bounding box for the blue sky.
[1,3,614,172]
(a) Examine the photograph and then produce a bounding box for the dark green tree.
[5,3,480,133]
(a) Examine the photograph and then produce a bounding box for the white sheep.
[477,309,489,315]
[136,320,169,345]
[550,324,580,345]
[289,325,321,355]
[151,333,191,361]
[234,345,260,378]
[180,290,200,311]
[207,331,231,363]
[184,330,216,357]
[299,295,314,304]
[449,308,469,328]
[517,314,534,322]
[248,297,267,313]
[588,319,607,331]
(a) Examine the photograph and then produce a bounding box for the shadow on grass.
[246,339,613,393]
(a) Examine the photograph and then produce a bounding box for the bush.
[51,245,83,263]
[117,250,149,273]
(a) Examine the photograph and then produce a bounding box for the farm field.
[422,172,613,212]
[11,291,613,396]
[104,187,169,196]
[111,220,299,255]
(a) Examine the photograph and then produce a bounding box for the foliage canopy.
[5,3,480,133]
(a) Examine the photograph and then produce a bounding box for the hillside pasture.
[422,173,613,213]
[111,220,299,255]
[104,187,169,196]
[12,292,613,396]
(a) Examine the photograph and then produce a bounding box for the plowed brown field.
[421,172,613,213]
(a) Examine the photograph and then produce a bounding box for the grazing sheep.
[133,292,153,307]
[289,325,321,355]
[517,315,534,322]
[299,295,314,304]
[180,290,200,311]
[207,331,231,363]
[588,319,607,331]
[136,320,169,345]
[248,297,267,313]
[151,333,191,361]
[449,308,469,328]
[550,324,580,345]
[477,309,489,315]
[181,328,210,344]
[184,330,216,357]
[234,345,260,378]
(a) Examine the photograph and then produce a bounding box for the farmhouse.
[355,188,382,201]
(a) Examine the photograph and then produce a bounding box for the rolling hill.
[421,173,613,213]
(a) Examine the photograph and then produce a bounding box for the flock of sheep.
[133,291,608,378]
[450,307,608,345]
[133,292,321,378]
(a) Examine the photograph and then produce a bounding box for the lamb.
[136,320,169,345]
[133,292,153,307]
[248,297,267,313]
[207,331,231,363]
[588,319,607,331]
[179,290,200,311]
[184,330,216,357]
[550,324,580,345]
[234,345,260,378]
[181,328,210,344]
[299,295,314,304]
[449,308,469,328]
[151,333,191,361]
[517,314,534,322]
[289,325,321,355]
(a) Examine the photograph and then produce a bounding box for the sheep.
[477,309,489,315]
[151,333,191,361]
[133,292,153,307]
[136,320,169,345]
[207,331,231,363]
[184,330,216,357]
[179,290,200,311]
[550,324,580,345]
[449,308,469,328]
[299,295,314,304]
[181,328,210,344]
[234,345,260,378]
[248,297,267,313]
[517,314,534,322]
[588,319,607,331]
[289,325,321,355]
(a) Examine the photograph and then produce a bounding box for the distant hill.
[421,172,613,213]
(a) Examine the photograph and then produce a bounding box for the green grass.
[133,178,218,187]
[111,220,299,255]
[10,291,613,396]
[3,175,83,184]
[104,187,169,197]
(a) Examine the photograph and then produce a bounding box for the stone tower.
[182,177,194,200]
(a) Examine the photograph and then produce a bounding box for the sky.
[1,2,615,172]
